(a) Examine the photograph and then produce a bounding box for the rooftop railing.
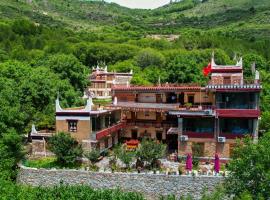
[208,78,259,85]
[126,119,177,128]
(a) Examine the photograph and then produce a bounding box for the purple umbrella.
[185,153,193,171]
[214,153,220,173]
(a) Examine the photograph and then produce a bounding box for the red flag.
[203,62,211,76]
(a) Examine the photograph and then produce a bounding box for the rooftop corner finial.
[251,62,256,74]
[236,57,243,68]
[55,94,62,112]
[158,76,161,86]
[56,91,62,112]
[113,96,118,106]
[31,124,38,135]
[211,51,216,67]
[130,69,133,74]
[255,70,260,84]
[233,52,238,61]
[85,96,94,111]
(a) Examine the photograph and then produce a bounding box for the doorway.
[179,93,184,105]
[156,131,163,141]
[188,95,195,104]
[166,92,177,103]
[131,129,138,139]
[166,134,178,153]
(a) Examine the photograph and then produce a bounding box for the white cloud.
[106,0,170,9]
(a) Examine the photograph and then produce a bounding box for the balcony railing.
[216,102,256,109]
[219,132,252,139]
[126,119,177,128]
[178,105,214,110]
[208,79,258,85]
[184,131,215,139]
[95,122,126,140]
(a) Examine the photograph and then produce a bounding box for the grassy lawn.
[93,98,112,106]
[23,157,83,169]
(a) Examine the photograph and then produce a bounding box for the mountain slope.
[0,0,270,41]
[0,0,146,29]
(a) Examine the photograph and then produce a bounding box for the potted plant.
[184,103,192,109]
[178,166,183,175]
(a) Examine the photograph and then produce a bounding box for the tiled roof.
[112,86,203,91]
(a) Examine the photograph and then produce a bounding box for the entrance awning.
[167,127,179,135]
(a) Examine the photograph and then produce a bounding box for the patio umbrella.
[185,153,193,172]
[214,153,220,174]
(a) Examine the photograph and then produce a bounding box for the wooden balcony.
[219,133,252,139]
[96,122,126,140]
[126,119,177,128]
[184,131,215,139]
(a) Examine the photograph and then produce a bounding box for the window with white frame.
[68,120,78,132]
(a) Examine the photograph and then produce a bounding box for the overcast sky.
[106,0,170,9]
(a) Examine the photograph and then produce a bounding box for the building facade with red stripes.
[111,57,261,159]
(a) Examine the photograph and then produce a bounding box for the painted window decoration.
[144,111,150,117]
[68,120,78,132]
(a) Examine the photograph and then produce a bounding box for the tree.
[136,48,165,68]
[225,133,270,199]
[110,60,141,74]
[0,60,83,132]
[243,54,266,78]
[0,130,24,180]
[41,54,89,92]
[143,66,168,84]
[136,139,166,168]
[48,132,83,166]
[166,55,206,84]
[260,111,270,133]
[130,74,151,86]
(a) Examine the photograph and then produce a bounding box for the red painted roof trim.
[96,122,126,140]
[112,86,203,91]
[211,69,242,73]
[216,109,260,118]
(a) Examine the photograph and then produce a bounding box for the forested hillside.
[0,0,269,132]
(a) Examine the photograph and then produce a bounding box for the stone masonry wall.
[18,167,223,200]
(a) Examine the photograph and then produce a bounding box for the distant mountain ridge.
[0,0,270,40]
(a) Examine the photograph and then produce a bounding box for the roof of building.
[112,85,203,92]
[55,97,119,115]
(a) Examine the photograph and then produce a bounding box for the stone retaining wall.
[17,166,223,200]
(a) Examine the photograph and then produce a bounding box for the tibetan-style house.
[87,66,133,99]
[111,57,261,159]
[55,97,124,152]
[28,57,262,160]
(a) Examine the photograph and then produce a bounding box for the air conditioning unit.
[179,135,188,142]
[204,109,213,115]
[218,137,226,143]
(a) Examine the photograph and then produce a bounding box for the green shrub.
[136,139,166,169]
[85,150,100,164]
[48,132,83,166]
[225,132,270,199]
